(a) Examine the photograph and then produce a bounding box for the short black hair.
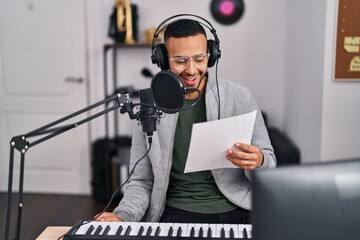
[164,19,206,42]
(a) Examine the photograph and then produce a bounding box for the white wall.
[86,0,287,140]
[321,0,360,161]
[284,0,360,163]
[283,0,327,163]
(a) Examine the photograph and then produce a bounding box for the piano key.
[85,224,94,235]
[229,227,235,238]
[137,225,144,236]
[145,226,153,236]
[185,223,195,237]
[118,222,132,236]
[230,224,240,238]
[150,223,160,236]
[124,225,132,236]
[74,222,93,235]
[154,225,161,236]
[208,224,215,238]
[190,226,195,238]
[220,227,226,238]
[129,222,141,236]
[167,226,173,237]
[171,223,182,237]
[176,226,182,237]
[92,222,108,235]
[178,223,188,237]
[199,227,204,238]
[244,224,253,238]
[114,224,123,235]
[191,223,203,238]
[223,224,232,238]
[242,227,248,239]
[141,222,153,236]
[159,222,174,237]
[214,223,224,238]
[93,225,103,235]
[201,223,210,238]
[102,225,111,235]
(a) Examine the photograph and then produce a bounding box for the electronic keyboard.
[63,221,253,239]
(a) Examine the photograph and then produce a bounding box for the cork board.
[335,0,360,80]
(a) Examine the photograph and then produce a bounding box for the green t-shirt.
[166,94,237,214]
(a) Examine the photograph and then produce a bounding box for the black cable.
[57,138,152,240]
[214,59,221,120]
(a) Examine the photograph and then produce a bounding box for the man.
[96,17,276,224]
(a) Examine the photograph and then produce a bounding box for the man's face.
[165,34,208,99]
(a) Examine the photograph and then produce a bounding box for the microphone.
[151,71,197,113]
[141,67,154,78]
[139,88,159,137]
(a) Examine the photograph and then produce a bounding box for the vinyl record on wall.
[210,0,245,25]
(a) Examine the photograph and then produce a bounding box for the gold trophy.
[115,0,135,44]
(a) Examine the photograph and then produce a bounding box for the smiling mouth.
[181,75,198,86]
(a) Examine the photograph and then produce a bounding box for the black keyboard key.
[146,226,152,236]
[208,228,212,238]
[137,226,144,236]
[168,226,173,237]
[230,227,235,238]
[243,227,248,239]
[94,225,103,235]
[221,227,226,238]
[103,225,111,235]
[116,226,123,235]
[199,227,204,238]
[155,226,161,236]
[177,227,182,237]
[85,225,94,235]
[124,226,131,236]
[190,227,195,237]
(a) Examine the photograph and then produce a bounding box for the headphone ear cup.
[151,44,169,70]
[207,39,220,68]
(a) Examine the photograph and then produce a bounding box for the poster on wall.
[335,0,360,80]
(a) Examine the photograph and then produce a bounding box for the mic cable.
[58,141,153,240]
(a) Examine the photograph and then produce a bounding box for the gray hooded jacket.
[113,74,276,222]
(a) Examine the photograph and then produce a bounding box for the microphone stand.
[4,93,137,240]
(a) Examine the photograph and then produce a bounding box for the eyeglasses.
[169,53,209,70]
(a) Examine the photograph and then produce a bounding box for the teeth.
[184,76,196,81]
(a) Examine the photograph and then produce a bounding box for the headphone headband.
[151,14,221,70]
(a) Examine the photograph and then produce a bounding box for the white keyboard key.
[75,222,94,235]
[184,223,195,237]
[129,222,141,236]
[158,222,173,236]
[230,224,240,238]
[150,222,160,236]
[244,224,252,238]
[140,222,153,236]
[200,223,210,238]
[178,223,188,237]
[223,224,232,238]
[106,222,119,235]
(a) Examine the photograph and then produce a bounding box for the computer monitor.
[252,158,360,240]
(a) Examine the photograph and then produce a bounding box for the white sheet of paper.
[184,110,257,173]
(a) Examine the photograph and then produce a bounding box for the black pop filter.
[151,71,185,113]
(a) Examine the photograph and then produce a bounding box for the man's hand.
[94,212,122,222]
[226,142,264,170]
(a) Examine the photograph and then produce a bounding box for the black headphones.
[151,14,221,71]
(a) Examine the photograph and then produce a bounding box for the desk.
[36,226,70,240]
